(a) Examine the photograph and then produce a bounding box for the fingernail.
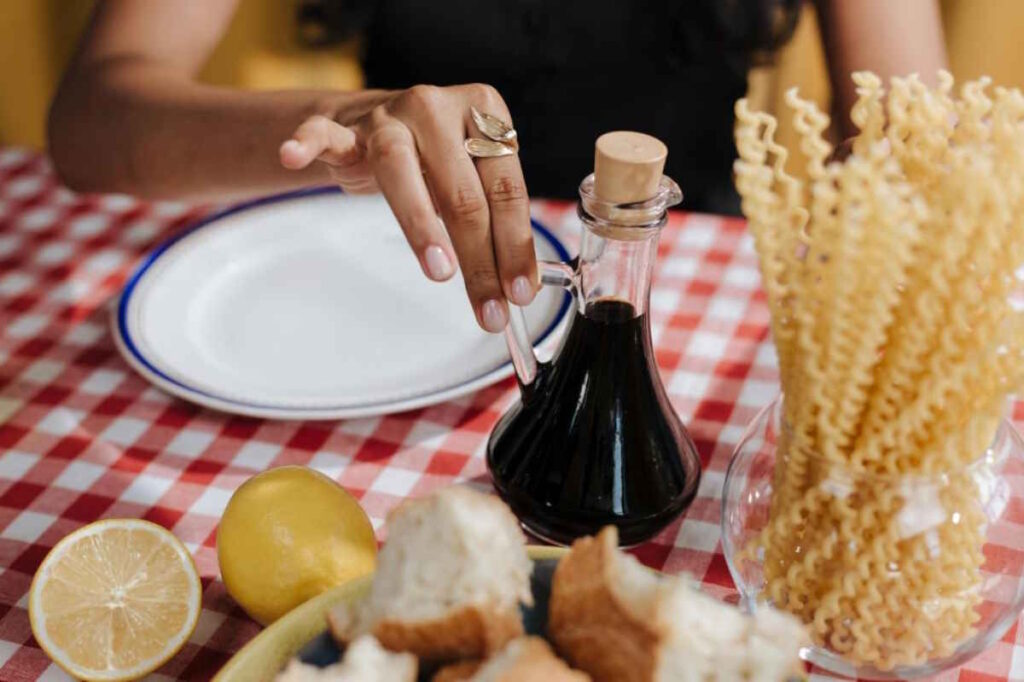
[280,140,303,155]
[424,245,454,280]
[481,299,508,333]
[510,276,535,306]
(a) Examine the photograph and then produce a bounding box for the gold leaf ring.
[464,106,519,158]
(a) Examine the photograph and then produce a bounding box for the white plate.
[112,187,571,420]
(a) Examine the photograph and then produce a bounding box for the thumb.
[280,115,361,170]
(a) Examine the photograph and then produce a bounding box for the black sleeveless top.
[359,1,760,214]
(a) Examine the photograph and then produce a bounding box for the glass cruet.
[488,132,702,546]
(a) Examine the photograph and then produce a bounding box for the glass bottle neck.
[502,173,680,388]
[576,218,660,318]
[571,172,681,319]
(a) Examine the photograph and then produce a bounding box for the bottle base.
[492,475,699,547]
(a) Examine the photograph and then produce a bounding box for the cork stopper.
[593,131,668,205]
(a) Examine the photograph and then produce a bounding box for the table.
[0,147,1020,681]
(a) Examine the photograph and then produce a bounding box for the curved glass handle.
[504,260,576,387]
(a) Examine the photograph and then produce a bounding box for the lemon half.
[217,466,377,625]
[29,518,202,681]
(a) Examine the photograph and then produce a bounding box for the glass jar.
[721,396,1024,679]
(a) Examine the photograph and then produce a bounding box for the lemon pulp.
[29,519,201,681]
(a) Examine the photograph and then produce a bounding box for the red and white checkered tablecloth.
[0,146,1022,681]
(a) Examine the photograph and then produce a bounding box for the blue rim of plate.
[115,186,573,413]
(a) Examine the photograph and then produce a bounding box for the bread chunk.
[274,635,416,681]
[432,637,589,682]
[550,527,808,682]
[329,487,533,661]
[431,660,482,682]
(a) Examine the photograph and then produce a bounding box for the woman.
[48,1,946,332]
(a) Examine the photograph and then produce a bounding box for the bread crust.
[431,661,481,682]
[431,637,590,682]
[487,637,591,681]
[329,601,523,661]
[326,600,359,642]
[548,527,660,682]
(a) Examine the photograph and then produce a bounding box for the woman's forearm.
[51,0,539,331]
[816,0,948,138]
[48,60,388,201]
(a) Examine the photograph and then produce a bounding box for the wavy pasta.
[733,72,1024,671]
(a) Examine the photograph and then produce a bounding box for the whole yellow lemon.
[217,466,377,625]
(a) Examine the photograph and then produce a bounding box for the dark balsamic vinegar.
[487,298,701,546]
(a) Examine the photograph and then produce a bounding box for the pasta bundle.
[733,72,1024,670]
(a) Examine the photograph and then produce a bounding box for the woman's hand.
[280,84,538,333]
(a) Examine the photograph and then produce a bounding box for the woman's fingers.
[469,147,537,306]
[282,114,378,193]
[457,85,536,307]
[281,85,535,335]
[326,162,379,194]
[397,87,509,333]
[427,151,509,332]
[279,115,360,169]
[363,114,456,282]
[282,111,450,277]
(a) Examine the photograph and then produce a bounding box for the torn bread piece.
[431,661,482,682]
[432,637,590,682]
[274,634,416,681]
[550,527,808,682]
[328,486,533,660]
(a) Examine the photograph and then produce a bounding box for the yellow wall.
[3,0,1024,150]
[0,0,362,148]
[0,1,94,147]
